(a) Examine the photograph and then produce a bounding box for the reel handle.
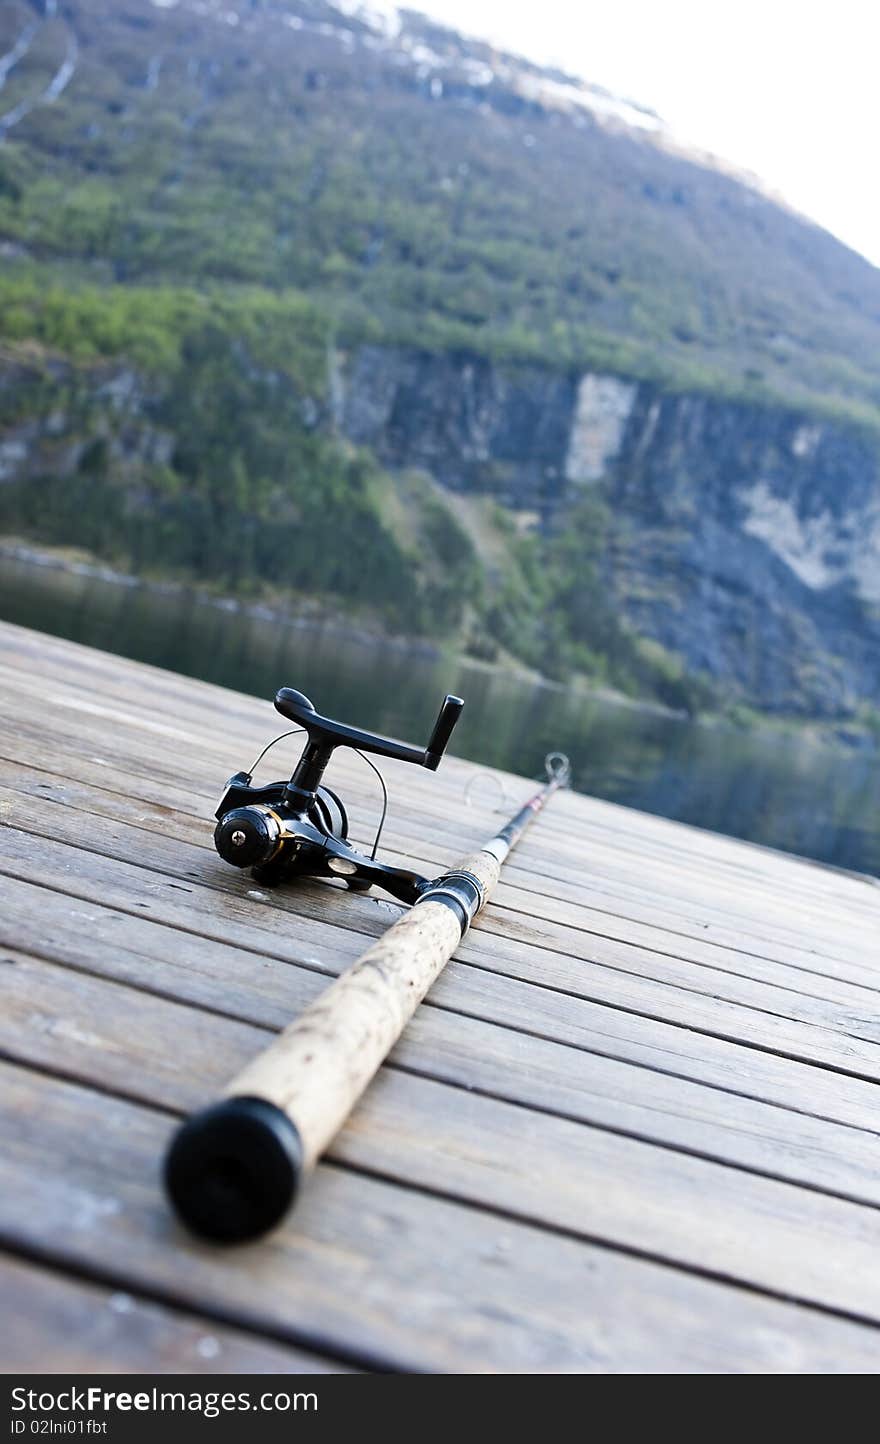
[424,695,464,770]
[274,688,463,771]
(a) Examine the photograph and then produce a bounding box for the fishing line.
[247,725,389,857]
[245,727,304,777]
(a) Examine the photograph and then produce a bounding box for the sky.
[391,0,879,267]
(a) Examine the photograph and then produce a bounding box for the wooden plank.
[3,620,866,924]
[4,815,880,1091]
[4,958,880,1322]
[6,873,880,1140]
[4,638,876,932]
[4,946,880,1213]
[4,771,880,1040]
[3,716,873,985]
[6,755,880,1003]
[4,663,876,966]
[0,1253,348,1374]
[0,615,863,900]
[3,822,880,1086]
[3,618,879,1371]
[3,1063,880,1373]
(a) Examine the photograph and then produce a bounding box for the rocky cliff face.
[606,391,880,717]
[0,353,172,485]
[3,340,878,718]
[336,345,880,717]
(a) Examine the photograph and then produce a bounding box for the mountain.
[0,0,878,719]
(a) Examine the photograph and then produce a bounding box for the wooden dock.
[1,618,880,1373]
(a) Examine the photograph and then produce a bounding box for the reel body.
[214,687,464,905]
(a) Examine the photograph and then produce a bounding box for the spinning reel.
[214,687,464,905]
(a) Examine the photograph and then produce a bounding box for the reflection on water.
[1,556,878,877]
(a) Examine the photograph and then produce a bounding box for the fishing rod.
[164,685,570,1244]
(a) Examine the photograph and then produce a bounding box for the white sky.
[398,0,879,267]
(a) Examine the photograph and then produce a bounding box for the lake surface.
[2,554,878,877]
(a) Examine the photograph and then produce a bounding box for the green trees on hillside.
[0,284,487,641]
[0,268,715,705]
[4,0,879,712]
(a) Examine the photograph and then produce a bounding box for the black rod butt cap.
[164,1096,303,1244]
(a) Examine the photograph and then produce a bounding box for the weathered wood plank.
[4,822,880,1084]
[3,772,879,1047]
[5,874,880,1140]
[6,755,879,1005]
[4,946,880,1212]
[3,640,875,933]
[3,717,873,1002]
[3,619,867,903]
[4,666,876,977]
[3,618,879,1372]
[3,1064,880,1373]
[4,954,880,1322]
[0,1253,348,1374]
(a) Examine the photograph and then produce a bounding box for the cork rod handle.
[164,849,501,1243]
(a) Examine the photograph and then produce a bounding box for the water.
[2,555,878,876]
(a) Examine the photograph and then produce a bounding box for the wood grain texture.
[4,1063,880,1374]
[4,952,880,1322]
[2,672,875,967]
[0,1253,349,1374]
[4,818,878,1085]
[32,955,880,1205]
[2,617,880,1373]
[5,874,880,1143]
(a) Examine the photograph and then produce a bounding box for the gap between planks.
[5,940,880,1215]
[4,1052,880,1348]
[2,631,876,926]
[1,769,877,1059]
[4,622,880,1370]
[0,1250,351,1374]
[4,820,880,1090]
[3,743,877,994]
